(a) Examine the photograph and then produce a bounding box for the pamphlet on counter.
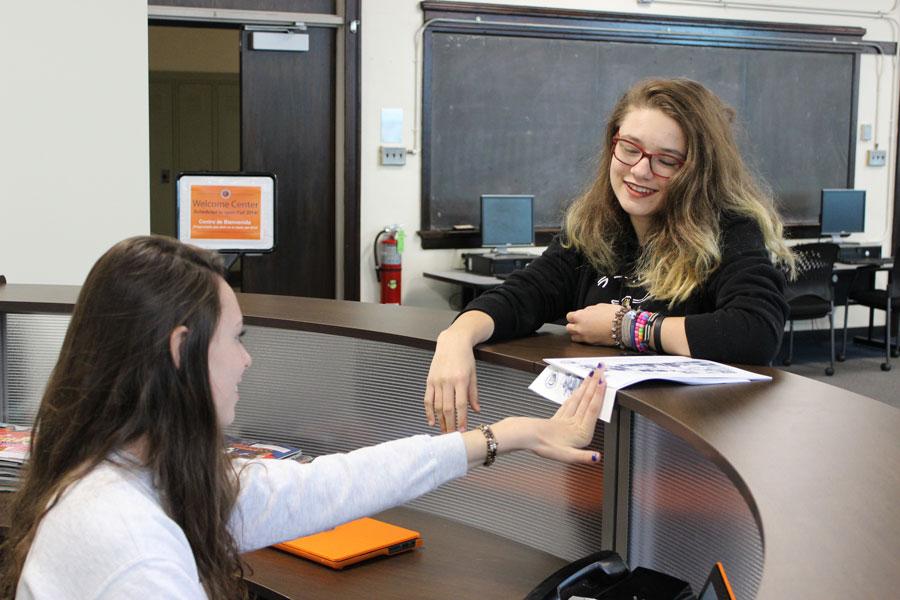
[528,355,770,422]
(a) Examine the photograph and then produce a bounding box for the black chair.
[783,243,839,375]
[0,275,5,285]
[841,253,900,371]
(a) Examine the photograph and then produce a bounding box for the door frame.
[148,2,362,300]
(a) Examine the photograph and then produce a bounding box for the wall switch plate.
[381,146,406,166]
[867,149,887,167]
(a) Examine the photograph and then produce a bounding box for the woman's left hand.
[463,368,606,467]
[565,303,619,345]
[529,366,606,463]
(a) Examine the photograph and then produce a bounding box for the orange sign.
[189,185,261,240]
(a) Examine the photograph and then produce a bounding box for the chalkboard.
[423,30,860,237]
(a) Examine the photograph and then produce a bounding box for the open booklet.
[528,355,770,423]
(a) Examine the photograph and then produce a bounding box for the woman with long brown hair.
[1,236,605,598]
[424,78,793,433]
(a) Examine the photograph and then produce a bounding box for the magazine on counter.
[0,424,32,492]
[225,436,303,461]
[528,355,770,423]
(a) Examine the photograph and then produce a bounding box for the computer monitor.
[480,194,534,251]
[177,172,276,253]
[820,189,865,242]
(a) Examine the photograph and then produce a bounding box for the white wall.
[0,1,149,285]
[359,0,900,316]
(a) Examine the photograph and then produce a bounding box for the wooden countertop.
[2,284,899,598]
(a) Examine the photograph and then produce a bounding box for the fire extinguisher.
[374,225,404,304]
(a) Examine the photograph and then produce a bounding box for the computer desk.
[422,269,503,305]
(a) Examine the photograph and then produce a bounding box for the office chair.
[841,252,900,371]
[783,243,839,375]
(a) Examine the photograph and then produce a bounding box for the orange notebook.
[273,517,423,570]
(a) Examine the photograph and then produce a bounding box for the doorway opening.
[148,25,243,285]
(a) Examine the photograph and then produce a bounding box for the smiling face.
[609,107,686,241]
[207,278,252,427]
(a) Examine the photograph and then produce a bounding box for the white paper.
[380,108,403,144]
[529,355,770,423]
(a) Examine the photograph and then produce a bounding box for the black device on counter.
[525,551,735,600]
[836,243,882,263]
[463,252,535,276]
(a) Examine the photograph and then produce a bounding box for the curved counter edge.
[1,286,898,599]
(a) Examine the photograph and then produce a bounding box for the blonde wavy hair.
[564,78,794,305]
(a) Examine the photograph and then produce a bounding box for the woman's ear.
[169,325,189,369]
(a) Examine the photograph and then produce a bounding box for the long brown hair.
[0,236,246,598]
[564,78,794,305]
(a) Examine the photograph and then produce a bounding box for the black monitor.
[480,194,534,251]
[820,189,865,242]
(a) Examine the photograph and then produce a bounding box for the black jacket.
[464,216,788,365]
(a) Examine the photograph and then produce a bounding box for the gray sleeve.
[229,433,468,552]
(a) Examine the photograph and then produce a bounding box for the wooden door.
[240,27,336,298]
[149,74,240,238]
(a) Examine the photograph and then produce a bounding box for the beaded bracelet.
[477,424,498,466]
[611,305,628,349]
[634,310,651,352]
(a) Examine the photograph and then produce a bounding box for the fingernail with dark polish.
[591,453,599,462]
[588,369,595,377]
[597,376,603,385]
[596,362,604,369]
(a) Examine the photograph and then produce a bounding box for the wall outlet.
[867,149,887,167]
[380,146,406,166]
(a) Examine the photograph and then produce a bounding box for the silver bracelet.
[477,424,498,467]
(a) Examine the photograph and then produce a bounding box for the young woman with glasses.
[423,78,794,433]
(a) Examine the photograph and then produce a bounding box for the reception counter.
[2,283,899,599]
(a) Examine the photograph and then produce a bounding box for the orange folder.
[273,517,423,570]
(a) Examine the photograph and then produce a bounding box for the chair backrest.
[785,242,839,302]
[0,275,5,285]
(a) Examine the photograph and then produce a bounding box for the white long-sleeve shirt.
[17,433,467,599]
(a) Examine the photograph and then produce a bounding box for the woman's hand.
[565,303,619,345]
[424,311,495,433]
[528,365,605,463]
[466,366,606,467]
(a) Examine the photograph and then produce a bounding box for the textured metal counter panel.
[5,314,70,425]
[628,413,763,598]
[234,325,604,561]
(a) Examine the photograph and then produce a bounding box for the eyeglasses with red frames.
[611,136,685,179]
